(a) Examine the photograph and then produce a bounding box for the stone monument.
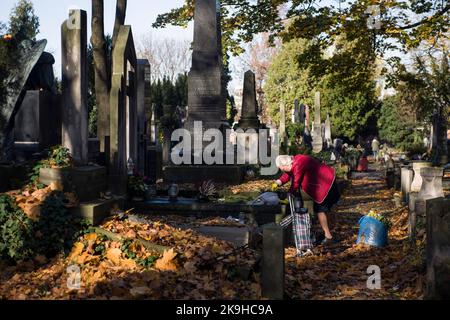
[163,0,244,183]
[109,25,138,195]
[1,40,47,161]
[185,0,227,131]
[61,9,88,165]
[237,70,260,130]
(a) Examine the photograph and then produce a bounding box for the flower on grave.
[3,34,12,41]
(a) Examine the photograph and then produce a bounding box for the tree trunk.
[91,0,110,153]
[112,0,127,49]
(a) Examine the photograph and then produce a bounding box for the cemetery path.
[285,163,425,300]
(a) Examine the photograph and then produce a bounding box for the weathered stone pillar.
[262,224,285,300]
[61,9,88,165]
[425,197,450,299]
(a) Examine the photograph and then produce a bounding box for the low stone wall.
[39,166,107,202]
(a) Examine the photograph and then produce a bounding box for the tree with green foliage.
[8,0,39,42]
[154,0,450,68]
[264,33,378,141]
[378,94,423,152]
[264,38,316,125]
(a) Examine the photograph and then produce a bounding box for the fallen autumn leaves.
[0,167,425,300]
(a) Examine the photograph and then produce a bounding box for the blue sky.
[0,0,193,77]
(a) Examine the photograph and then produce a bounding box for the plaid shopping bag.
[292,211,313,252]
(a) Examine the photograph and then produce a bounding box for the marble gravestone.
[312,92,323,153]
[61,9,88,165]
[109,25,138,195]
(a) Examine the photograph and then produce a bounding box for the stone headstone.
[1,40,47,161]
[425,197,450,299]
[186,0,227,130]
[14,90,61,153]
[411,161,432,192]
[292,99,300,124]
[137,59,151,174]
[325,114,332,148]
[237,70,260,130]
[305,104,310,129]
[418,167,444,201]
[279,103,286,143]
[312,92,323,153]
[299,103,306,124]
[61,9,88,165]
[109,25,137,194]
[262,224,285,300]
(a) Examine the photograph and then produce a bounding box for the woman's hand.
[271,180,282,192]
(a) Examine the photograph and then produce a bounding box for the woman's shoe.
[321,237,338,245]
[296,249,314,258]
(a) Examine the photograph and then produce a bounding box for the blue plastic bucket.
[357,216,388,247]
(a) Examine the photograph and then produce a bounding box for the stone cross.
[61,9,88,165]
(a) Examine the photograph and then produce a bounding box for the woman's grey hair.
[276,155,293,168]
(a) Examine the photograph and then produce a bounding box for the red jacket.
[278,155,336,204]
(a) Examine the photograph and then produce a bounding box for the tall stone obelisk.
[186,0,227,131]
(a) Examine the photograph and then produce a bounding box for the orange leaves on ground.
[68,242,84,262]
[155,248,178,272]
[106,248,123,265]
